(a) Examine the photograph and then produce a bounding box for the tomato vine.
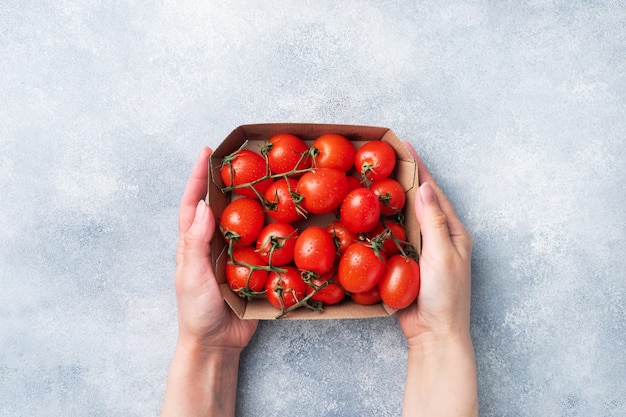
[217,133,419,318]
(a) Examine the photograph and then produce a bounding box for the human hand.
[396,142,473,346]
[397,142,477,416]
[174,146,258,351]
[162,147,257,417]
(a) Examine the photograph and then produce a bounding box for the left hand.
[174,146,258,351]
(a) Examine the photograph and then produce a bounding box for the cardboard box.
[208,123,420,319]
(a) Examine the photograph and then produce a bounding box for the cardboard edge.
[208,123,420,320]
[241,298,396,320]
[379,129,420,254]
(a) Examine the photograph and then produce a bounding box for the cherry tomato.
[369,178,406,215]
[308,270,346,306]
[255,222,298,266]
[225,247,269,294]
[266,266,309,309]
[368,221,407,256]
[311,133,356,172]
[297,168,350,214]
[265,133,312,176]
[293,226,336,276]
[354,141,396,182]
[219,197,265,247]
[379,255,421,309]
[326,220,358,257]
[339,187,381,233]
[338,242,386,294]
[264,178,306,223]
[220,149,272,198]
[351,284,382,305]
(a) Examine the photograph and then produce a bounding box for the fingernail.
[195,200,207,221]
[419,182,436,204]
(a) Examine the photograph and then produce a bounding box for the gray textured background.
[1,1,625,416]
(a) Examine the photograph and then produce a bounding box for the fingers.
[418,180,470,256]
[404,141,472,259]
[416,182,454,250]
[179,147,212,235]
[176,147,213,267]
[180,200,216,275]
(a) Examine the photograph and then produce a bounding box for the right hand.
[396,142,473,346]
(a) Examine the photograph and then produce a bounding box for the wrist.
[176,332,244,360]
[403,330,478,417]
[161,336,242,417]
[406,329,473,357]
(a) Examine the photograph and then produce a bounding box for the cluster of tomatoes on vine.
[218,132,420,318]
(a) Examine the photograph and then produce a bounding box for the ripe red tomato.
[293,226,336,276]
[369,178,406,215]
[379,255,421,309]
[368,221,407,256]
[308,272,346,306]
[220,149,272,198]
[265,133,312,175]
[311,133,356,172]
[297,168,350,214]
[219,197,265,247]
[217,132,414,315]
[264,178,306,223]
[225,247,269,294]
[351,284,382,305]
[339,187,381,233]
[338,242,386,294]
[255,222,298,266]
[325,220,358,257]
[354,141,396,182]
[266,266,309,309]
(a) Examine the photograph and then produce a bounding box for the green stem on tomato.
[226,239,287,300]
[220,143,316,195]
[275,278,328,319]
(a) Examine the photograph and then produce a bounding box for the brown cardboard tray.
[208,123,419,319]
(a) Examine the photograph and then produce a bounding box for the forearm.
[402,333,478,417]
[161,339,242,417]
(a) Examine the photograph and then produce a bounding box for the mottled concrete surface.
[1,1,624,416]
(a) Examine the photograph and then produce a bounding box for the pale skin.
[397,142,478,416]
[161,144,478,417]
[161,147,257,417]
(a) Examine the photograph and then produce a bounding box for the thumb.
[181,200,216,274]
[415,182,453,250]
